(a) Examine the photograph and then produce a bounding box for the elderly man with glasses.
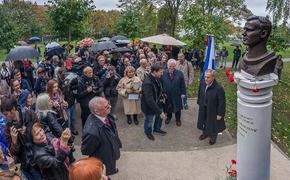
[81,97,122,176]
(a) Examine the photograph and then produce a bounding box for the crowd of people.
[0,41,229,180]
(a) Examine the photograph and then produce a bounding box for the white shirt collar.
[94,114,107,124]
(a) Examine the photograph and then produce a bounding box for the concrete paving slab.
[72,98,290,180]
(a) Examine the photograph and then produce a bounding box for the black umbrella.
[6,46,39,61]
[98,37,111,42]
[29,37,41,43]
[90,41,117,53]
[111,47,132,53]
[44,46,66,58]
[111,35,129,42]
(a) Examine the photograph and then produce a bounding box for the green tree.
[268,24,290,52]
[156,5,172,35]
[267,0,290,24]
[118,0,158,37]
[155,0,188,36]
[47,0,94,44]
[2,0,43,40]
[182,0,251,48]
[0,5,18,51]
[139,3,158,37]
[116,9,141,39]
[90,10,121,38]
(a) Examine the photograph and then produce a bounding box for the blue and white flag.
[201,35,216,80]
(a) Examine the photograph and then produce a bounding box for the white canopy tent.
[140,34,186,46]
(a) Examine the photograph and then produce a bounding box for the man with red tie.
[161,59,186,126]
[81,97,122,176]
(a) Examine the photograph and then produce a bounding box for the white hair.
[205,69,216,77]
[167,59,177,66]
[35,93,55,117]
[89,97,107,114]
[140,58,148,64]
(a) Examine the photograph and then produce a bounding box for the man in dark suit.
[197,69,226,145]
[232,46,241,69]
[161,59,186,127]
[77,66,103,127]
[141,64,167,141]
[81,97,122,175]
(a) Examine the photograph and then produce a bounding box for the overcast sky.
[33,0,269,15]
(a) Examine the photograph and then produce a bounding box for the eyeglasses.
[105,104,111,110]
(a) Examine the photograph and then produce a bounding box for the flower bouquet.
[226,159,237,180]
[80,38,95,48]
[225,68,235,82]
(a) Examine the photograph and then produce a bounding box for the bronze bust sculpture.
[238,16,277,76]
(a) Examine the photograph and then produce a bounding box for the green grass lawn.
[278,49,290,58]
[189,63,290,157]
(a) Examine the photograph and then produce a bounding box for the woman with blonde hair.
[69,157,109,180]
[117,66,142,125]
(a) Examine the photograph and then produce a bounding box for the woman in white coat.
[117,66,142,125]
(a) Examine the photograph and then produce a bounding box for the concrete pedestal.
[234,71,278,180]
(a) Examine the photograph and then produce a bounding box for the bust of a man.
[238,15,277,76]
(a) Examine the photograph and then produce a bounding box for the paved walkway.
[73,98,290,180]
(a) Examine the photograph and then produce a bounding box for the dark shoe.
[146,134,155,141]
[199,134,208,141]
[127,115,132,125]
[165,118,171,124]
[153,129,167,136]
[176,120,181,126]
[71,130,79,136]
[209,137,217,145]
[108,168,119,175]
[133,119,139,125]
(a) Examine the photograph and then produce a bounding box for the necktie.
[169,72,174,80]
[104,117,111,127]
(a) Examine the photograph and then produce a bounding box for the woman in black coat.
[197,71,226,145]
[77,66,103,126]
[29,122,71,180]
[102,66,120,115]
[35,93,64,138]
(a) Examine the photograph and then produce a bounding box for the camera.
[12,120,22,129]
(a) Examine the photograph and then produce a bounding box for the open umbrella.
[44,46,66,58]
[111,47,132,53]
[90,41,117,53]
[29,37,41,43]
[111,35,129,42]
[46,42,60,49]
[98,37,111,42]
[140,33,186,46]
[6,46,39,61]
